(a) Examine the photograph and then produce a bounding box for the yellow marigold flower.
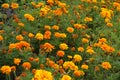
[32,69,53,80]
[63,61,78,71]
[67,55,72,59]
[59,43,68,50]
[86,49,95,54]
[73,54,82,62]
[18,22,24,27]
[14,58,21,65]
[60,33,66,38]
[84,17,93,22]
[24,14,34,21]
[52,25,59,30]
[82,38,89,43]
[28,33,34,38]
[101,62,112,70]
[2,3,9,8]
[1,65,11,75]
[43,42,55,52]
[0,35,3,41]
[9,43,16,50]
[78,47,84,52]
[22,62,31,70]
[67,27,74,33]
[74,70,85,77]
[35,33,43,40]
[56,50,65,57]
[81,64,89,70]
[11,3,19,9]
[16,35,24,41]
[61,75,71,80]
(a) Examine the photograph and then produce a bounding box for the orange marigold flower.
[81,64,89,70]
[106,22,113,27]
[14,58,21,65]
[47,0,54,6]
[0,35,3,41]
[9,43,16,50]
[11,66,16,71]
[74,70,85,77]
[11,3,19,9]
[67,27,74,33]
[99,38,107,43]
[1,65,11,75]
[44,30,51,39]
[82,38,89,43]
[18,22,24,27]
[101,62,112,70]
[61,75,71,80]
[28,33,34,38]
[78,47,84,52]
[54,32,61,38]
[84,17,93,22]
[2,3,9,8]
[60,33,66,38]
[44,25,51,30]
[43,42,55,52]
[16,35,24,41]
[22,62,31,70]
[52,25,59,30]
[86,48,95,54]
[59,43,68,50]
[56,50,65,57]
[54,8,63,16]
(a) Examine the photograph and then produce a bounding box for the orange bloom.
[67,27,74,33]
[14,58,21,65]
[56,50,65,57]
[74,70,85,77]
[101,62,112,70]
[44,25,51,30]
[11,3,19,9]
[42,42,55,52]
[18,22,24,27]
[24,14,34,21]
[82,38,89,43]
[2,3,9,8]
[59,43,68,50]
[81,64,89,70]
[1,65,11,75]
[22,62,31,70]
[16,35,24,41]
[0,35,3,41]
[11,66,16,71]
[52,25,59,30]
[61,75,71,80]
[78,47,84,52]
[28,33,34,38]
[54,8,63,16]
[44,30,51,39]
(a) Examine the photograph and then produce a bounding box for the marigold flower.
[1,65,11,75]
[106,22,113,27]
[22,62,31,70]
[16,35,24,41]
[74,70,85,77]
[2,3,9,8]
[32,69,53,80]
[78,47,84,52]
[54,32,61,38]
[61,75,71,80]
[81,64,89,70]
[54,8,63,16]
[99,38,107,43]
[44,25,51,30]
[82,38,89,43]
[18,22,24,27]
[73,54,82,62]
[67,27,74,33]
[86,48,95,54]
[28,33,34,38]
[35,33,43,40]
[43,42,55,52]
[11,66,16,71]
[0,35,3,41]
[59,43,68,50]
[24,14,34,21]
[52,25,59,30]
[74,23,83,29]
[60,33,67,38]
[14,58,21,65]
[56,50,65,57]
[101,62,112,70]
[84,17,93,22]
[44,30,51,39]
[47,0,54,6]
[11,3,19,9]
